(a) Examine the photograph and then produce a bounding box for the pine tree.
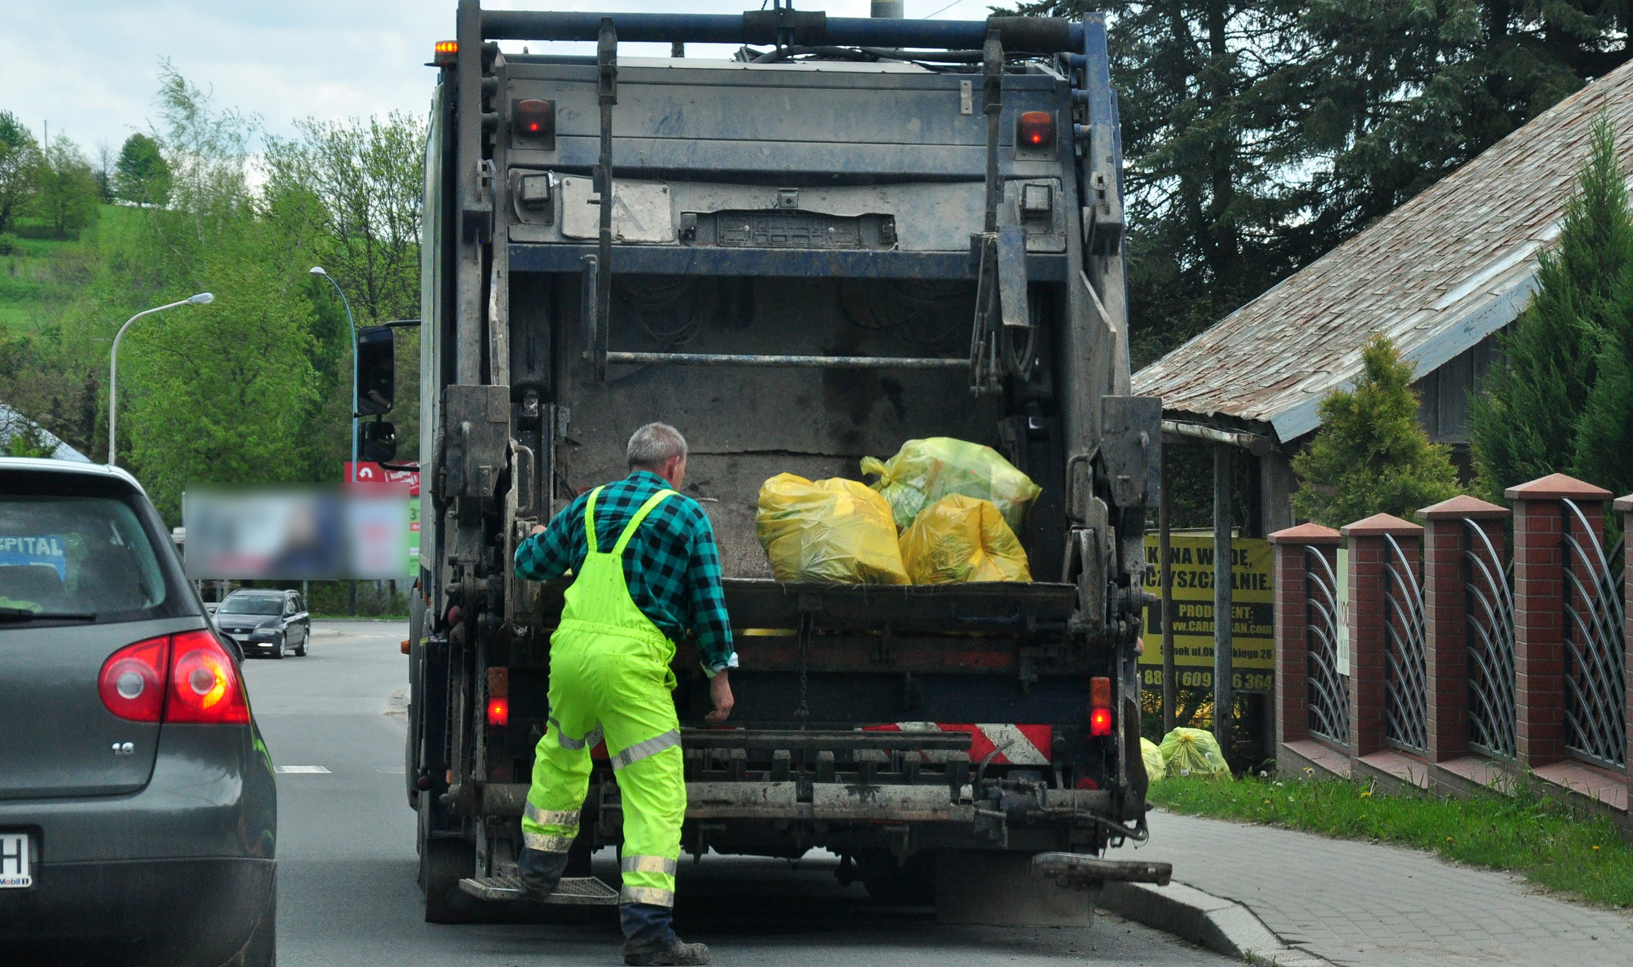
[1468,115,1633,498]
[1292,336,1461,527]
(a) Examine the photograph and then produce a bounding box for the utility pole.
[1212,443,1233,758]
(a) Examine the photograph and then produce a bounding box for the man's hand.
[529,524,546,537]
[705,669,734,724]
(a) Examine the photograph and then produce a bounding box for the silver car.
[0,458,277,966]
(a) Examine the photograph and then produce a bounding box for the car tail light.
[1018,110,1055,149]
[99,636,170,722]
[514,99,554,139]
[1089,675,1114,737]
[167,630,251,724]
[434,40,458,67]
[487,697,510,727]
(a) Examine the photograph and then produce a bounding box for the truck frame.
[401,1,1163,922]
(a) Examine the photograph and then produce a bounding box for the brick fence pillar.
[1618,493,1633,795]
[1269,523,1341,749]
[1506,474,1613,768]
[1417,495,1510,764]
[1341,513,1424,759]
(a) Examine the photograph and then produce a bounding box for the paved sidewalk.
[1126,811,1633,967]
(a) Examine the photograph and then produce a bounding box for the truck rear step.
[457,875,620,905]
[1032,853,1173,890]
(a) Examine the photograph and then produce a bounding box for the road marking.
[275,765,331,774]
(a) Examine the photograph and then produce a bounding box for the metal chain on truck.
[794,611,813,730]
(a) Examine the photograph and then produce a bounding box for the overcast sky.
[4,0,990,158]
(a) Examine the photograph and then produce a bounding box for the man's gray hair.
[627,422,688,469]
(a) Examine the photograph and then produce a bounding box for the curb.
[1094,880,1334,966]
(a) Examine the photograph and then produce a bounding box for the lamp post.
[310,266,359,484]
[108,292,215,466]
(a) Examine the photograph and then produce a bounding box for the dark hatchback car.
[0,458,277,966]
[215,590,309,659]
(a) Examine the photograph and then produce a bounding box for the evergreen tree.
[1016,1,1632,367]
[1468,115,1632,498]
[114,133,171,206]
[1292,336,1461,527]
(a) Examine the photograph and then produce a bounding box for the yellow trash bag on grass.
[1140,737,1166,781]
[861,437,1042,533]
[1158,727,1230,779]
[756,473,909,585]
[897,495,1031,584]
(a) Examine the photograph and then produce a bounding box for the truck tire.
[420,836,477,923]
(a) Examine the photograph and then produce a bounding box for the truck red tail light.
[166,630,251,724]
[99,636,170,722]
[434,40,458,67]
[1089,675,1114,737]
[1018,110,1055,149]
[486,666,509,726]
[514,99,554,139]
[100,630,249,724]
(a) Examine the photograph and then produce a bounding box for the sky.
[3,0,992,158]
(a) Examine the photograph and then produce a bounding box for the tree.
[1292,336,1461,527]
[34,136,100,238]
[1017,1,1633,368]
[93,141,115,203]
[114,132,171,206]
[1468,115,1631,498]
[0,111,40,234]
[262,112,426,462]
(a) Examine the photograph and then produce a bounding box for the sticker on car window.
[0,535,68,578]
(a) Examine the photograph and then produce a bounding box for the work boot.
[517,847,569,902]
[621,936,711,966]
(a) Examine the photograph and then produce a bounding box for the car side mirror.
[356,325,395,416]
[360,420,397,462]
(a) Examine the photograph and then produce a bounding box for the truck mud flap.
[1031,852,1172,891]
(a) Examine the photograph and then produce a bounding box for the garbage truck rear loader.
[398,2,1166,922]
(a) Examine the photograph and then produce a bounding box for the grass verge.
[1150,772,1633,907]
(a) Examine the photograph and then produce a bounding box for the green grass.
[0,205,142,330]
[1150,772,1633,908]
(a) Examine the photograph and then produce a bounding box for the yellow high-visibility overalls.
[521,487,686,910]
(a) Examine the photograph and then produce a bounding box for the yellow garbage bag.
[756,473,909,585]
[897,495,1031,584]
[861,437,1042,533]
[1140,737,1166,781]
[1158,727,1230,779]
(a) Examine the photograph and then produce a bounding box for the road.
[242,620,1228,967]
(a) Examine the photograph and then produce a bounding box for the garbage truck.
[384,1,1167,922]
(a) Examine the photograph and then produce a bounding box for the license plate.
[0,832,32,889]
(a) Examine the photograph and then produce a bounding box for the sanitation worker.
[512,422,735,967]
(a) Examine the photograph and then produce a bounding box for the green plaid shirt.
[514,470,737,675]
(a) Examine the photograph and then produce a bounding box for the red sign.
[346,462,420,496]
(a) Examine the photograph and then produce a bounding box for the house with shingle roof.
[1133,57,1633,531]
[0,402,90,462]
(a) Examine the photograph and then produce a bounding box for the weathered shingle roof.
[0,402,90,462]
[1133,57,1633,443]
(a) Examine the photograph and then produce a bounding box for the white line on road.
[275,765,332,774]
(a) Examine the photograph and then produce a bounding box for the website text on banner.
[1140,534,1274,692]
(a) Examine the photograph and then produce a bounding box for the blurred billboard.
[183,483,409,580]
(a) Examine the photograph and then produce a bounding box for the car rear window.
[0,495,172,622]
[220,594,283,616]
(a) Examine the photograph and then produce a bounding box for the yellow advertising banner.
[1139,534,1274,692]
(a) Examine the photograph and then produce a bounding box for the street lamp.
[108,292,215,466]
[310,266,359,484]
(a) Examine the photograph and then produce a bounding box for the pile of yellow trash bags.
[1141,728,1231,780]
[756,437,1040,585]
